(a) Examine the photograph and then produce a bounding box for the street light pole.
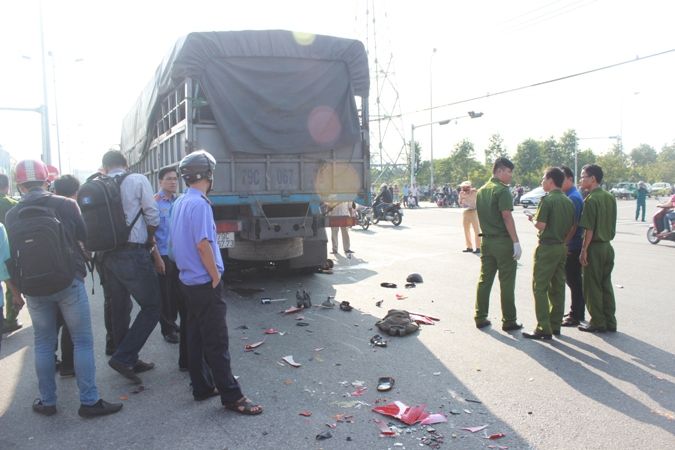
[429,48,437,190]
[410,124,416,188]
[38,0,52,165]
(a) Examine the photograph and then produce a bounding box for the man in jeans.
[7,159,122,417]
[560,166,585,326]
[171,150,262,415]
[100,150,160,384]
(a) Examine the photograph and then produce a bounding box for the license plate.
[217,232,235,248]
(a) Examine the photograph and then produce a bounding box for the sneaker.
[108,358,142,384]
[462,248,473,253]
[78,399,123,418]
[32,399,56,416]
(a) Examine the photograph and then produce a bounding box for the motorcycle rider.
[374,183,393,219]
[653,193,675,237]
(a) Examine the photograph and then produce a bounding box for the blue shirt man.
[170,188,224,285]
[561,167,586,325]
[154,190,177,256]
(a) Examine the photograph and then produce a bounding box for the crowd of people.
[1,150,262,418]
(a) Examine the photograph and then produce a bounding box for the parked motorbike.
[370,202,403,226]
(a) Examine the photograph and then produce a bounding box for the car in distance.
[520,187,546,208]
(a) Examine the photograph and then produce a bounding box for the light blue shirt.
[108,169,160,244]
[0,224,10,308]
[154,190,177,256]
[169,188,224,286]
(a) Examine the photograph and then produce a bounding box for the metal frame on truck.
[121,30,370,270]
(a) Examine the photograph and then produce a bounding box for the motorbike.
[435,193,449,208]
[647,209,675,244]
[369,202,403,226]
[354,205,371,230]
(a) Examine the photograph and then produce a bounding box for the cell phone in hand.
[523,210,534,217]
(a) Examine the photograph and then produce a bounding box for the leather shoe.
[561,316,580,327]
[194,388,219,401]
[133,360,155,373]
[502,322,523,331]
[552,329,561,336]
[522,330,552,341]
[78,399,123,418]
[163,331,180,344]
[462,248,473,253]
[578,323,606,333]
[108,359,142,384]
[475,320,491,329]
[32,399,56,416]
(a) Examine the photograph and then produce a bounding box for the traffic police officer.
[475,157,523,331]
[522,167,575,340]
[578,164,617,333]
[170,150,262,415]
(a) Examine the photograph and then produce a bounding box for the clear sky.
[1,0,673,175]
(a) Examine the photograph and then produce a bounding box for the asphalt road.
[1,196,674,450]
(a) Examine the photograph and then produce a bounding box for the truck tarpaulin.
[121,30,370,158]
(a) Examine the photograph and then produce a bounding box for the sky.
[0,0,673,176]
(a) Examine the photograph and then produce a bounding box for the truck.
[120,30,370,271]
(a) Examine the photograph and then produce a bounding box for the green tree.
[630,144,657,167]
[449,139,482,182]
[596,146,630,186]
[558,129,578,167]
[576,148,597,173]
[542,136,565,167]
[484,133,508,166]
[513,138,545,186]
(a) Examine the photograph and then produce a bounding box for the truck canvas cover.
[121,30,370,158]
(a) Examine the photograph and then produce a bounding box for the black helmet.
[179,150,216,184]
[406,273,423,283]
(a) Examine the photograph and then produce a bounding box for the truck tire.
[228,238,303,261]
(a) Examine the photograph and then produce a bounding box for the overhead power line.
[373,48,675,121]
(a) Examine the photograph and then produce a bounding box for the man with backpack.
[6,159,122,417]
[87,150,160,384]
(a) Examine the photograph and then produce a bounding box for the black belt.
[479,234,509,238]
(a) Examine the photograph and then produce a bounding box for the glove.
[513,242,522,261]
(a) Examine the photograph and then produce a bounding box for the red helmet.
[46,164,60,183]
[14,159,50,185]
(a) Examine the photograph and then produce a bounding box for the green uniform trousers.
[475,237,518,324]
[532,244,567,334]
[583,242,616,329]
[3,284,17,324]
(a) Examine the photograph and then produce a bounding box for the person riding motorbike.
[374,183,393,218]
[653,193,675,237]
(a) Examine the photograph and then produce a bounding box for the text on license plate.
[217,232,235,248]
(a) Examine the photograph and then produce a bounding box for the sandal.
[369,334,388,347]
[224,396,263,415]
[339,301,353,312]
[377,376,395,392]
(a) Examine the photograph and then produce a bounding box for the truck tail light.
[215,220,242,233]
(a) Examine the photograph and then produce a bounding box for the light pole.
[38,0,52,165]
[429,48,437,190]
[410,111,484,189]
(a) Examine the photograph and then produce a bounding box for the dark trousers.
[158,256,180,336]
[103,248,160,366]
[95,255,128,354]
[565,248,585,321]
[55,310,74,370]
[180,280,242,404]
[635,199,646,221]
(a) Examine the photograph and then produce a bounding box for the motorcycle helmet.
[14,159,49,185]
[406,273,423,283]
[178,150,216,184]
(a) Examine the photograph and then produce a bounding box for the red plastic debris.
[409,314,435,325]
[488,433,506,440]
[299,411,312,417]
[374,419,396,436]
[351,387,367,397]
[244,340,265,351]
[372,401,441,426]
[395,294,407,300]
[281,306,303,314]
[264,328,279,334]
[420,413,448,425]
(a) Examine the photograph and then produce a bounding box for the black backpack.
[77,173,142,252]
[7,197,77,296]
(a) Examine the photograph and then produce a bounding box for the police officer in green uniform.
[0,174,20,333]
[475,157,523,331]
[578,164,617,333]
[522,167,575,340]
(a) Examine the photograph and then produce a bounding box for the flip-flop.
[380,282,397,288]
[377,376,395,392]
[370,334,388,347]
[339,301,353,312]
[223,396,263,415]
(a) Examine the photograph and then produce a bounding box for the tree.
[513,139,545,186]
[406,140,422,182]
[542,136,564,166]
[630,144,657,167]
[576,148,597,173]
[596,146,630,185]
[449,139,482,183]
[558,129,578,168]
[484,133,508,166]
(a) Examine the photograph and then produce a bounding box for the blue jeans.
[25,279,99,406]
[103,247,160,366]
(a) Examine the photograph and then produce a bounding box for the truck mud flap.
[287,228,328,270]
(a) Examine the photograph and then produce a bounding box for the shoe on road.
[502,322,524,331]
[462,248,473,253]
[475,320,492,329]
[78,399,123,418]
[133,360,155,374]
[108,359,142,384]
[522,330,553,341]
[163,331,180,344]
[32,399,56,416]
[561,316,580,327]
[578,323,606,333]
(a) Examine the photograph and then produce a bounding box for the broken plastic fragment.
[374,419,396,436]
[395,294,407,300]
[314,347,325,352]
[351,387,367,397]
[296,315,305,320]
[488,433,506,440]
[244,340,265,351]
[119,394,129,401]
[282,355,302,367]
[461,425,488,433]
[409,314,435,325]
[465,398,482,404]
[264,328,279,334]
[299,410,312,417]
[376,300,384,307]
[281,306,303,314]
[315,430,332,440]
[420,414,448,425]
[372,401,432,426]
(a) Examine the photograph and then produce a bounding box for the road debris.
[264,328,279,334]
[461,425,488,433]
[282,355,302,368]
[315,430,332,440]
[244,340,265,351]
[372,401,445,426]
[298,410,312,417]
